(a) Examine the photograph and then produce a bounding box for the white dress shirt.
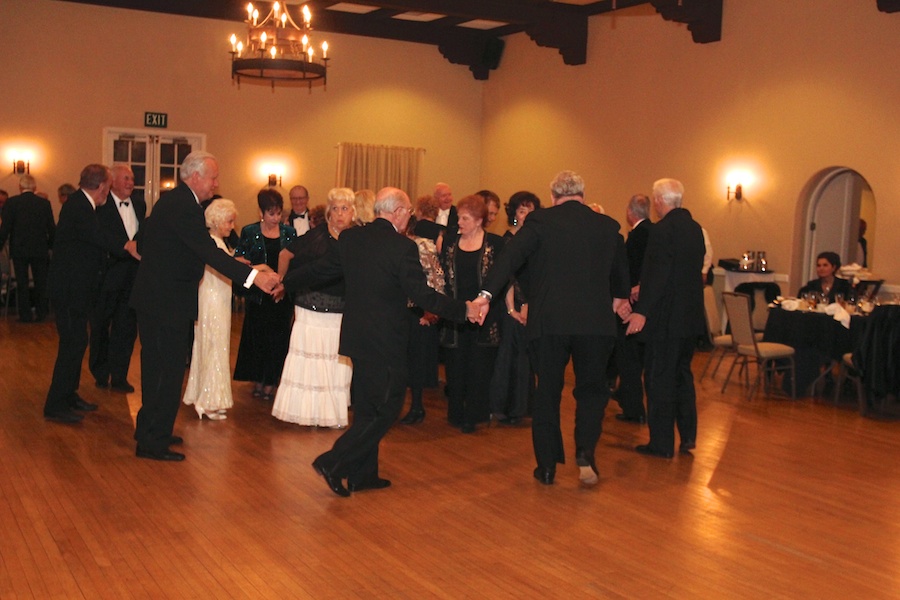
[111,191,138,240]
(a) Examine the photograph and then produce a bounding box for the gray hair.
[627,194,651,220]
[79,164,111,190]
[180,151,216,181]
[549,170,585,200]
[652,178,684,208]
[19,175,36,191]
[205,198,237,231]
[373,187,408,215]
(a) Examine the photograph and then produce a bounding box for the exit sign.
[144,112,168,128]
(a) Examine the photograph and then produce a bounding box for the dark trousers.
[44,300,89,415]
[614,320,646,419]
[644,335,698,454]
[529,334,616,470]
[316,358,407,485]
[12,255,49,320]
[445,329,497,427]
[406,314,440,410]
[89,286,137,385]
[489,313,533,419]
[134,315,192,452]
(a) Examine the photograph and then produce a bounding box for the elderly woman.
[183,199,239,420]
[476,189,502,229]
[440,195,504,433]
[399,215,445,425]
[490,191,541,425]
[354,189,375,225]
[272,188,356,428]
[233,188,296,401]
[798,251,853,303]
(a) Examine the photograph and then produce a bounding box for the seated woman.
[272,188,356,428]
[798,251,853,303]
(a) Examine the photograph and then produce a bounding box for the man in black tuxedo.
[625,178,706,458]
[433,182,458,238]
[613,194,654,424]
[43,165,139,424]
[131,151,281,461]
[89,165,145,392]
[477,171,630,486]
[287,185,311,235]
[283,187,481,496]
[0,174,56,322]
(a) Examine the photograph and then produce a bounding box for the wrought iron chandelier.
[229,2,330,90]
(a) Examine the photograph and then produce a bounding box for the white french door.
[102,127,206,211]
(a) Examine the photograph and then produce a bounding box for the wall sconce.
[727,183,743,202]
[268,173,282,187]
[13,159,30,175]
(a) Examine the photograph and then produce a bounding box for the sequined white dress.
[183,235,235,413]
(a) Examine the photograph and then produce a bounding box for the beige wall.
[0,0,484,227]
[481,1,900,288]
[2,0,898,289]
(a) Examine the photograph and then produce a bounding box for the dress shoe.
[460,422,476,434]
[44,410,84,424]
[95,379,110,389]
[136,446,186,461]
[615,413,646,424]
[71,397,98,412]
[680,440,696,454]
[635,444,674,459]
[312,459,350,497]
[348,478,392,492]
[399,409,425,425]
[110,380,135,393]
[497,416,523,426]
[195,405,226,420]
[533,466,555,485]
[168,435,184,445]
[575,451,599,486]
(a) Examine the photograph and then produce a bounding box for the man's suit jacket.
[482,200,630,340]
[626,219,653,286]
[284,217,467,364]
[131,182,252,327]
[0,191,55,258]
[633,207,706,339]
[97,194,146,292]
[48,190,124,311]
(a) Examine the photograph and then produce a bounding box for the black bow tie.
[120,201,129,207]
[294,212,307,219]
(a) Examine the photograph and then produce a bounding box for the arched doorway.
[795,167,875,286]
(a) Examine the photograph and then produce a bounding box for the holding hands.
[467,296,490,325]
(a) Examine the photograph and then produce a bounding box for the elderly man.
[625,178,706,458]
[433,182,457,235]
[89,165,145,392]
[284,187,481,496]
[0,175,56,322]
[131,151,281,461]
[613,194,654,424]
[287,185,311,235]
[43,165,139,423]
[478,171,630,486]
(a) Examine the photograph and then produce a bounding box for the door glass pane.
[160,166,177,192]
[132,165,146,187]
[113,139,130,162]
[160,143,175,165]
[132,142,147,163]
[177,143,192,164]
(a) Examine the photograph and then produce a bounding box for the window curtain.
[335,142,425,199]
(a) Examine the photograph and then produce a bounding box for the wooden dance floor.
[1,314,898,598]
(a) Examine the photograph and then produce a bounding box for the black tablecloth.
[763,308,867,395]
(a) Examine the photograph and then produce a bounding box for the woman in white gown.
[183,199,239,420]
[272,188,356,428]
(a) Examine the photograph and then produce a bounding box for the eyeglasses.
[395,205,411,214]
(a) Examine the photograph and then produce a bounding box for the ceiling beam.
[650,0,722,43]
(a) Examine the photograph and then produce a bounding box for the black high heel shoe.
[399,409,425,425]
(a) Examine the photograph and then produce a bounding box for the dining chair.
[700,285,735,381]
[833,352,865,412]
[721,291,796,401]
